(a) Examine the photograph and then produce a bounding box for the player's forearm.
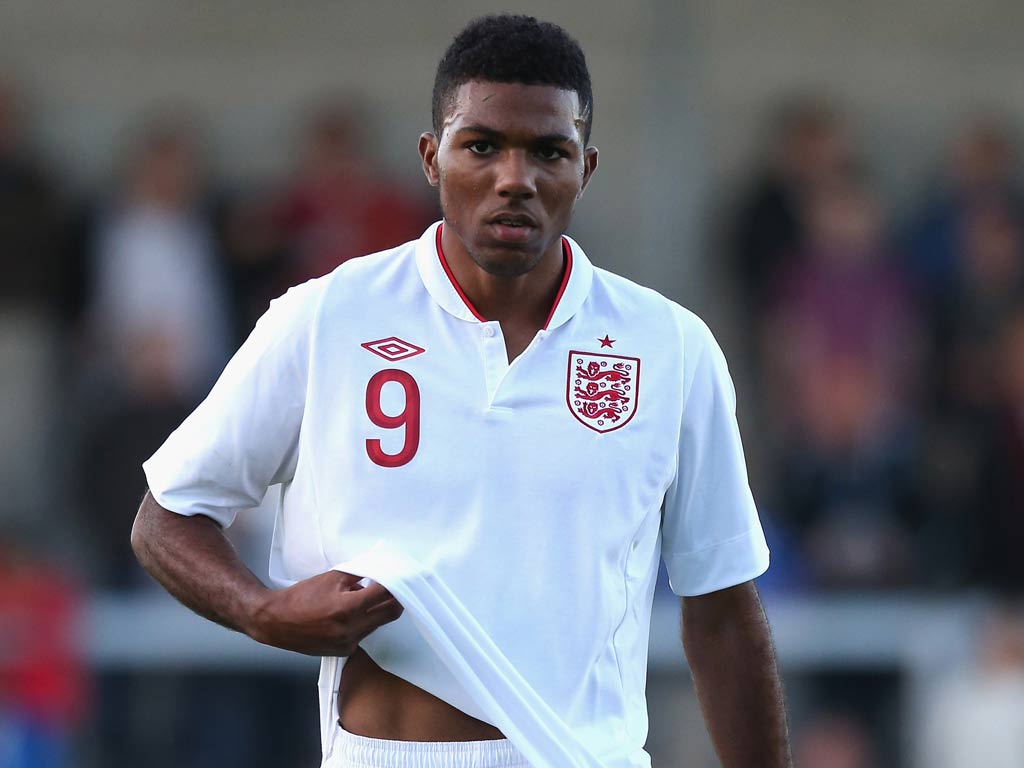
[131,491,270,636]
[132,491,404,657]
[681,582,792,768]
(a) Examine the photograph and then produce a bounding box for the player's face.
[419,81,598,278]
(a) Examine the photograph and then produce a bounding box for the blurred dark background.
[1,2,1023,766]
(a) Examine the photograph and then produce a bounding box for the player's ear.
[419,132,440,187]
[578,146,599,199]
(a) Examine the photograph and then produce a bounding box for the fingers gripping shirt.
[144,223,769,767]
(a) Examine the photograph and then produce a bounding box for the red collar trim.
[435,223,572,329]
[543,238,573,330]
[436,225,487,322]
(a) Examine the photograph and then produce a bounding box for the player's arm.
[681,580,792,768]
[131,491,403,656]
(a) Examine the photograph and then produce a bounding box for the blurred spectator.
[211,100,433,343]
[762,177,923,588]
[904,116,1023,304]
[0,80,62,308]
[216,187,286,344]
[271,100,432,291]
[918,201,1024,589]
[968,308,1024,592]
[0,79,64,533]
[0,531,86,768]
[938,199,1024,412]
[74,114,231,588]
[919,605,1024,768]
[86,115,230,400]
[726,96,857,315]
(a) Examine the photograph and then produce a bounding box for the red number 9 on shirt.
[365,369,420,467]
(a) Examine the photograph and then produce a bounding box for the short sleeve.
[142,280,321,527]
[660,313,769,596]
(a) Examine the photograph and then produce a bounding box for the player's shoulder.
[322,237,420,293]
[264,238,420,334]
[589,265,673,316]
[279,237,420,319]
[588,265,717,346]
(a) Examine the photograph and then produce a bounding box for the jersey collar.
[414,221,594,331]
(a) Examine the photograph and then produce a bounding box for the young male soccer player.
[132,14,792,768]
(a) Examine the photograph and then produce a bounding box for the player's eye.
[467,141,496,156]
[536,146,569,161]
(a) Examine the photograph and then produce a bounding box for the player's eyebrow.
[453,125,505,139]
[454,125,577,145]
[532,132,576,145]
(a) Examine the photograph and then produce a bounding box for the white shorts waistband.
[326,723,530,768]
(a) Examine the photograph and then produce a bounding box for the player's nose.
[494,149,536,199]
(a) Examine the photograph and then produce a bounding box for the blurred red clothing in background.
[273,103,433,290]
[0,549,87,727]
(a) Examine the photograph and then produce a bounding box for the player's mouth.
[487,212,538,243]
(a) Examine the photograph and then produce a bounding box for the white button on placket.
[480,323,507,403]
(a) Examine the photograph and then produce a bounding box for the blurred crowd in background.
[728,97,1024,597]
[719,98,1024,768]
[0,78,434,767]
[1,71,1023,766]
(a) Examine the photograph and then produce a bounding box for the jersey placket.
[479,322,506,407]
[478,322,548,409]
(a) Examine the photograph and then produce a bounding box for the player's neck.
[440,229,566,331]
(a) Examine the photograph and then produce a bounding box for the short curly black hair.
[432,15,593,144]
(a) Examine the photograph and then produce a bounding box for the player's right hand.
[246,570,403,656]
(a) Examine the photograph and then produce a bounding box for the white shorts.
[322,722,531,768]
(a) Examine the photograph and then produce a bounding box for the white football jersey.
[144,222,769,767]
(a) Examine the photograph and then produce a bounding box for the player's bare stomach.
[338,648,506,741]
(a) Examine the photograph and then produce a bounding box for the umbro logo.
[361,337,425,361]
